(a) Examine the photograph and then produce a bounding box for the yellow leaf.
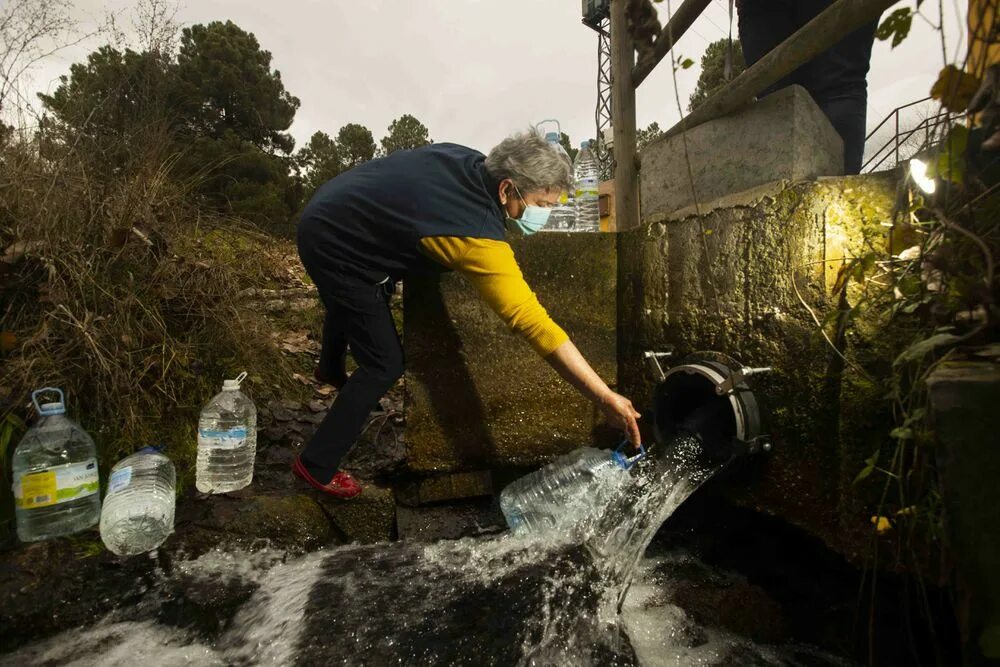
[930,65,981,112]
[870,515,892,534]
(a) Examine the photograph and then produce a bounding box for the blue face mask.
[505,184,551,235]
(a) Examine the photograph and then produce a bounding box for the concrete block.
[619,173,897,561]
[927,361,1000,660]
[640,85,844,220]
[404,232,619,473]
[396,470,494,506]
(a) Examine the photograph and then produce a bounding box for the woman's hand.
[598,391,642,447]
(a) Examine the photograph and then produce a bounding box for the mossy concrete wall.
[927,361,1000,660]
[619,174,899,560]
[403,232,619,473]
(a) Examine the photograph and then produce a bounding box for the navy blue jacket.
[298,143,507,282]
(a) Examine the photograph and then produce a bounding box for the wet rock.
[396,500,505,542]
[314,483,396,544]
[0,535,156,652]
[156,571,257,636]
[222,494,331,552]
[396,470,494,506]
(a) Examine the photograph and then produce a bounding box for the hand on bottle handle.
[598,392,642,448]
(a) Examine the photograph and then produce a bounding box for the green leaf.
[876,8,913,48]
[853,451,879,484]
[681,58,695,70]
[935,124,968,184]
[890,426,914,440]
[894,333,960,366]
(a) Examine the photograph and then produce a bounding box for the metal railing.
[861,97,964,173]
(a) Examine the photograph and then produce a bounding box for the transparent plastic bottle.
[100,447,176,556]
[543,131,576,231]
[499,443,644,536]
[573,140,600,232]
[12,388,101,542]
[196,372,257,494]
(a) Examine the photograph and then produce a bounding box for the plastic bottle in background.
[499,443,645,537]
[12,388,101,542]
[100,447,176,556]
[196,372,257,494]
[573,140,601,232]
[543,131,576,231]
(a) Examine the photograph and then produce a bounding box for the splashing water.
[4,436,804,666]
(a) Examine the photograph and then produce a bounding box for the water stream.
[2,437,850,666]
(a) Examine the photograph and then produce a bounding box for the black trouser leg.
[318,304,348,383]
[302,280,403,480]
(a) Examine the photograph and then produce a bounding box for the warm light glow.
[909,158,936,194]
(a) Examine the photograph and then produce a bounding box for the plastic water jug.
[573,140,600,231]
[535,120,576,231]
[100,447,176,556]
[11,388,101,542]
[500,442,645,536]
[196,372,257,494]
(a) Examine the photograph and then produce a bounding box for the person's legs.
[738,0,800,95]
[792,0,878,174]
[300,280,403,482]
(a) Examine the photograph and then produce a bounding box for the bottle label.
[198,426,248,449]
[107,466,133,494]
[14,459,99,509]
[575,177,599,198]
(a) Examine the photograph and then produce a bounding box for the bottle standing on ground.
[100,447,176,556]
[12,388,101,542]
[543,131,576,231]
[573,141,600,232]
[500,443,645,536]
[196,372,257,494]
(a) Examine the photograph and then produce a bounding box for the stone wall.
[618,174,899,560]
[403,232,619,474]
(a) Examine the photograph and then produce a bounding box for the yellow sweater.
[418,236,569,356]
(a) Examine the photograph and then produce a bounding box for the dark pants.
[297,236,404,479]
[738,0,878,174]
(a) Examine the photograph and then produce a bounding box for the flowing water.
[2,437,850,666]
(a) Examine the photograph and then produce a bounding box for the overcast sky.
[20,0,964,155]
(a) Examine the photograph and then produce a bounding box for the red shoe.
[313,367,348,389]
[292,456,362,499]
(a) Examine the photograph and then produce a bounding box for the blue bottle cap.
[545,132,559,143]
[32,388,66,416]
[580,140,590,149]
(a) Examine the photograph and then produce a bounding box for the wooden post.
[663,0,899,138]
[632,0,712,88]
[611,0,639,233]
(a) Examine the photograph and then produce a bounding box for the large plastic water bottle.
[196,372,257,494]
[543,131,576,231]
[499,442,645,536]
[573,140,600,232]
[11,388,101,542]
[100,447,176,556]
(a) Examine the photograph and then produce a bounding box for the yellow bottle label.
[15,470,57,509]
[14,459,99,509]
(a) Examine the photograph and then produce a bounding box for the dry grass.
[0,123,302,479]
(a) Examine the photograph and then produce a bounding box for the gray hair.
[485,128,573,194]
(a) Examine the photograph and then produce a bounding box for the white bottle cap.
[222,371,248,391]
